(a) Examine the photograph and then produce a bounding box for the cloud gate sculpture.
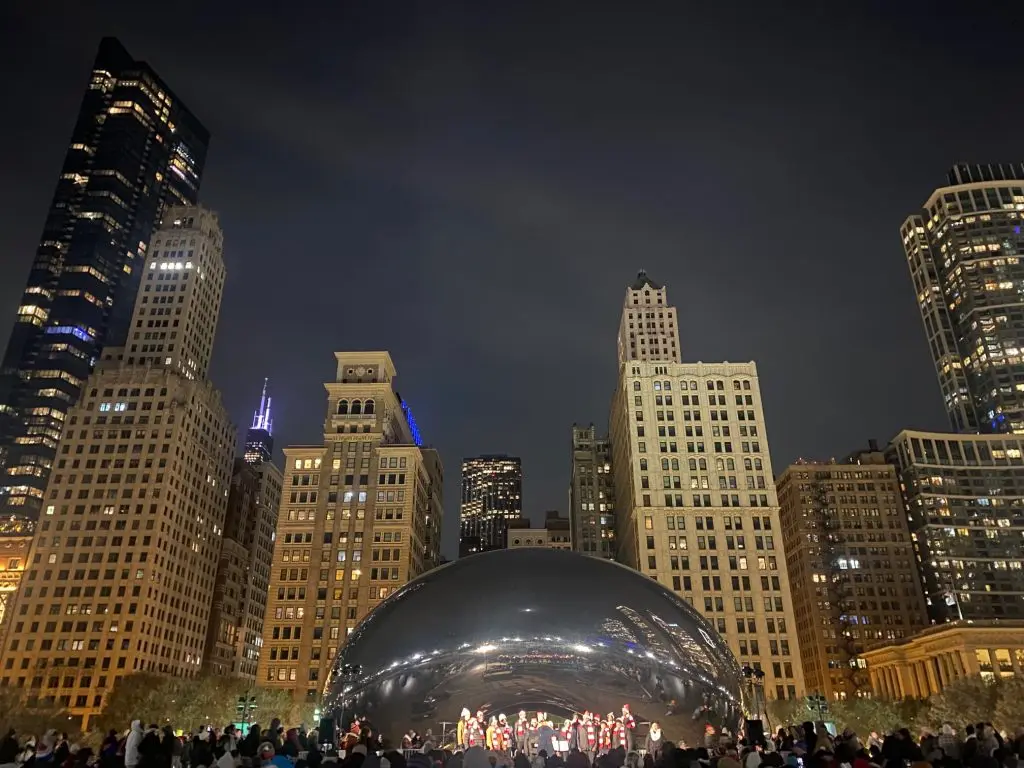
[324,548,745,746]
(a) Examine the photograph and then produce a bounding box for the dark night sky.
[2,2,1022,558]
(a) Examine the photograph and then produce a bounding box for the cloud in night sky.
[2,2,1023,556]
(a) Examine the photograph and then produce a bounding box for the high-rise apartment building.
[258,352,443,702]
[0,206,233,727]
[245,379,274,466]
[609,275,804,702]
[886,429,1024,623]
[901,163,1024,434]
[570,424,616,559]
[459,455,522,557]
[776,447,928,701]
[0,38,208,522]
[616,271,681,364]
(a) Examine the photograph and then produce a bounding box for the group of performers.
[456,705,637,757]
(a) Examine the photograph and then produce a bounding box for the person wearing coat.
[644,723,664,761]
[125,721,144,768]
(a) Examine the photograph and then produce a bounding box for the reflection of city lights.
[475,644,497,653]
[573,644,592,654]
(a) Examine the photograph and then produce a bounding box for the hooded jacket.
[125,722,144,768]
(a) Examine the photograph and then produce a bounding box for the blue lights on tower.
[401,399,423,447]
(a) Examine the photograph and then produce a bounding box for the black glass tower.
[244,379,274,466]
[459,454,523,557]
[0,38,209,525]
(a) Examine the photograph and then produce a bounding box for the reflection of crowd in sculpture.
[457,706,640,758]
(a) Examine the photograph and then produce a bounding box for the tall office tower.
[0,206,233,727]
[901,163,1024,434]
[204,455,282,679]
[609,276,804,702]
[0,38,208,522]
[886,430,1024,623]
[245,379,274,466]
[459,455,522,557]
[258,352,443,701]
[616,271,681,364]
[570,424,616,559]
[776,445,928,702]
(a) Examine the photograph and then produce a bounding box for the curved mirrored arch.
[324,548,745,746]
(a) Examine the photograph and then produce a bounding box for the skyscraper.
[901,163,1024,433]
[459,455,522,556]
[776,446,928,702]
[258,352,443,702]
[886,429,1024,623]
[570,424,616,559]
[245,379,274,465]
[0,206,233,727]
[0,38,208,523]
[616,271,682,364]
[609,274,805,702]
[206,379,281,679]
[205,455,282,679]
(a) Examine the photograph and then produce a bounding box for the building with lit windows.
[459,455,522,557]
[885,429,1024,623]
[205,381,281,679]
[0,534,33,649]
[776,446,928,702]
[609,274,804,701]
[508,511,572,549]
[257,352,443,702]
[0,205,233,728]
[204,454,282,679]
[901,163,1024,434]
[862,620,1024,699]
[616,271,681,364]
[0,38,208,523]
[570,424,616,559]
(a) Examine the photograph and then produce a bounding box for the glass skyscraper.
[0,38,208,524]
[902,163,1024,434]
[459,454,522,556]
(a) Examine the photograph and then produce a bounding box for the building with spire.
[205,381,282,679]
[0,205,234,727]
[0,38,208,525]
[245,379,274,466]
[609,272,805,703]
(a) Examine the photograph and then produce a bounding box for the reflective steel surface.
[325,548,744,746]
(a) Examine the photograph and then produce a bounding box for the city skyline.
[2,7,1022,559]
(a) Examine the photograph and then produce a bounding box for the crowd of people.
[0,718,324,768]
[2,714,1024,768]
[328,717,1024,768]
